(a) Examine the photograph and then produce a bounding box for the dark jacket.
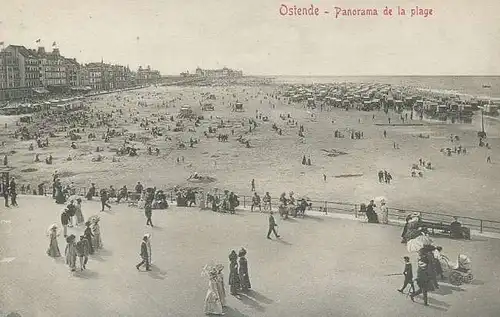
[403,262,413,280]
[269,215,276,227]
[140,241,149,259]
[61,212,70,225]
[76,239,90,256]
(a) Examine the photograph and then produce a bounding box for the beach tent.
[202,103,214,111]
[180,105,194,116]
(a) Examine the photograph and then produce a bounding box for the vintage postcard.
[0,0,499,316]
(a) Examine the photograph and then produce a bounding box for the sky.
[1,0,499,76]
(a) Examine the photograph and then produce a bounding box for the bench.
[127,192,141,206]
[421,221,471,240]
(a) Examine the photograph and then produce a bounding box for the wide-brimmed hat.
[66,234,76,243]
[238,248,247,257]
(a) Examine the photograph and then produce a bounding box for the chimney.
[37,47,45,55]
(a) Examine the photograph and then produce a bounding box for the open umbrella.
[68,195,83,203]
[406,233,433,252]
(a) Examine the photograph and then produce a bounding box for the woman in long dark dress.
[55,183,66,204]
[84,221,94,255]
[238,248,251,292]
[228,250,240,295]
[366,200,379,223]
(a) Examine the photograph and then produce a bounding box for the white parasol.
[406,234,433,252]
[46,223,59,236]
[201,263,216,277]
[67,195,84,203]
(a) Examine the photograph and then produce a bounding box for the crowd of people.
[47,208,103,272]
[1,82,486,314]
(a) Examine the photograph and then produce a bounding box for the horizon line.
[164,74,500,77]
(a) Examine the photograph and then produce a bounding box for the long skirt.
[216,279,226,307]
[75,209,85,225]
[47,238,61,257]
[92,233,103,250]
[204,289,223,315]
[229,271,240,295]
[381,210,389,224]
[239,272,251,291]
[66,253,77,270]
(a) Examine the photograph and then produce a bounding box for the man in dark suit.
[0,182,9,207]
[267,211,280,239]
[136,236,151,271]
[398,256,415,294]
[411,258,430,306]
[9,177,17,206]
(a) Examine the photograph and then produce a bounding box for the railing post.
[480,220,483,233]
[354,204,358,218]
[243,195,246,208]
[324,201,327,214]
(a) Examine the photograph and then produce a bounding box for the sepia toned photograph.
[1,0,499,316]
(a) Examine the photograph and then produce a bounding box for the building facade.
[38,47,67,89]
[1,42,156,101]
[195,67,243,78]
[0,45,42,100]
[86,63,104,91]
[64,58,79,87]
[137,65,161,85]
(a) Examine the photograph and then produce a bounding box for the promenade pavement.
[1,196,499,317]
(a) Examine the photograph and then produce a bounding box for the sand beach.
[1,76,499,221]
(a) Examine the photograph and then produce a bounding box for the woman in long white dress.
[202,265,224,315]
[380,201,389,224]
[145,233,152,265]
[215,264,226,307]
[91,217,103,250]
[74,198,85,226]
[199,191,206,209]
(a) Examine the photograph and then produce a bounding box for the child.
[398,256,415,294]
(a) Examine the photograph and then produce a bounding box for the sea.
[271,76,500,100]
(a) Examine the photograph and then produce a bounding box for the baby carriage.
[439,254,473,286]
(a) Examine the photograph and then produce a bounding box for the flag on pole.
[35,39,41,43]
